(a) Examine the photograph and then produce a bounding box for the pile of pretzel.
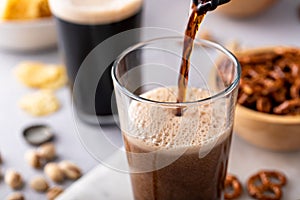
[224,170,287,200]
[237,47,300,115]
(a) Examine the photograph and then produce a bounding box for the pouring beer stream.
[176,0,231,116]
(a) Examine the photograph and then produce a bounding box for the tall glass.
[49,0,143,124]
[112,37,240,200]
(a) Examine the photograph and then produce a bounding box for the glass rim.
[112,36,241,106]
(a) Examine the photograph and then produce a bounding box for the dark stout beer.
[50,0,143,123]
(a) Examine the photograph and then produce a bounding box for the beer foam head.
[49,0,143,24]
[127,87,228,150]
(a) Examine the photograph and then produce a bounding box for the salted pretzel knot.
[224,174,243,200]
[247,170,287,200]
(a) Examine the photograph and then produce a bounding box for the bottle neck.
[210,0,230,10]
[194,0,231,14]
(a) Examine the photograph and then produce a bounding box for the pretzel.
[290,79,300,99]
[273,99,300,115]
[247,170,287,200]
[256,97,272,113]
[224,174,243,200]
[259,171,287,187]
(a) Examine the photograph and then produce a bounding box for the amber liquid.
[176,1,208,116]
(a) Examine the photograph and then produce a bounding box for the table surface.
[1,0,300,199]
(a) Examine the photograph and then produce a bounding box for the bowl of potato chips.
[0,0,57,51]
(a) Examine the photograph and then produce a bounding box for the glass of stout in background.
[112,37,240,200]
[49,0,143,124]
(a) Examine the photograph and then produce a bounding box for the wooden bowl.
[234,47,300,151]
[235,105,300,151]
[217,0,278,18]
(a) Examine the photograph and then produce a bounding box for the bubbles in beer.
[127,87,228,151]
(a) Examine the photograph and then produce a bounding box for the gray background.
[1,0,300,199]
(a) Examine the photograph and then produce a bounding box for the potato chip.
[19,90,60,116]
[1,0,51,20]
[14,61,67,90]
